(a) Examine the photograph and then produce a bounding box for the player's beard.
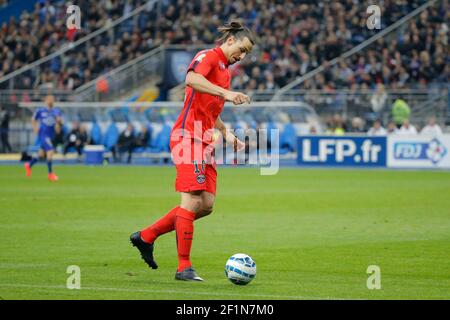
[229,57,240,65]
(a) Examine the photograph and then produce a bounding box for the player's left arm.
[31,109,40,134]
[215,117,245,151]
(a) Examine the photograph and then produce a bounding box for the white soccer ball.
[225,253,256,285]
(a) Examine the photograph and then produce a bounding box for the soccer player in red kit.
[130,21,255,281]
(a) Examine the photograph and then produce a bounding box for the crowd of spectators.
[321,90,446,136]
[0,0,447,93]
[229,0,448,92]
[0,0,151,90]
[324,114,444,137]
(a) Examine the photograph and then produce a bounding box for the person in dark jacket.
[0,107,12,153]
[64,122,88,158]
[135,125,150,148]
[117,123,135,163]
[52,123,65,153]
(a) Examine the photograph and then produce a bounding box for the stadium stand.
[0,0,152,90]
[0,0,447,92]
[0,0,448,159]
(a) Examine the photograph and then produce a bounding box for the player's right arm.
[185,71,250,105]
[185,51,250,105]
[31,110,40,134]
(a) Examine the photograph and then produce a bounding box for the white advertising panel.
[387,134,450,168]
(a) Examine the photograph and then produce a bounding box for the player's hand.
[234,137,246,152]
[224,91,251,105]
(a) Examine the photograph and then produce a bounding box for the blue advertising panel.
[297,136,387,167]
[164,50,195,88]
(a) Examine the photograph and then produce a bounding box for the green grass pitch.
[0,165,449,300]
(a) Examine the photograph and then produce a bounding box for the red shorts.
[170,138,217,195]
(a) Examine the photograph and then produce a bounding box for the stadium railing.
[251,88,449,125]
[73,46,165,102]
[73,44,210,102]
[0,89,73,105]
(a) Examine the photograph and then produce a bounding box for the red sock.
[140,206,179,244]
[175,207,196,272]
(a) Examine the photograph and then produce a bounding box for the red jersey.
[172,47,231,143]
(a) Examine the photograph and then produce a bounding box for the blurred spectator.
[78,125,88,153]
[397,119,418,135]
[387,121,398,134]
[370,83,387,113]
[420,117,443,136]
[52,122,65,153]
[391,98,411,128]
[63,121,88,158]
[117,123,135,163]
[309,125,317,134]
[135,125,150,148]
[350,117,365,133]
[367,119,387,136]
[0,106,11,153]
[326,114,346,135]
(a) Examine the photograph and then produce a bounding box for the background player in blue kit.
[24,95,62,181]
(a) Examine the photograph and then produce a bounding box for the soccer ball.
[225,253,256,285]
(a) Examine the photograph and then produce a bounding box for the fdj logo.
[301,138,384,166]
[394,139,447,164]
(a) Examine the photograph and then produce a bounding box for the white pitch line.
[0,283,353,300]
[0,263,51,269]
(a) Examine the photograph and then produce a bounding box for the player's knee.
[193,201,203,213]
[202,205,214,217]
[181,191,208,214]
[187,197,203,213]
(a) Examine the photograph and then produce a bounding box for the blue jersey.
[33,107,62,138]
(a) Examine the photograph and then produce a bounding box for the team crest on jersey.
[219,62,225,70]
[196,174,206,184]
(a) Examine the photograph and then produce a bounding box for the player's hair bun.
[217,20,255,45]
[229,21,244,31]
[218,20,244,33]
